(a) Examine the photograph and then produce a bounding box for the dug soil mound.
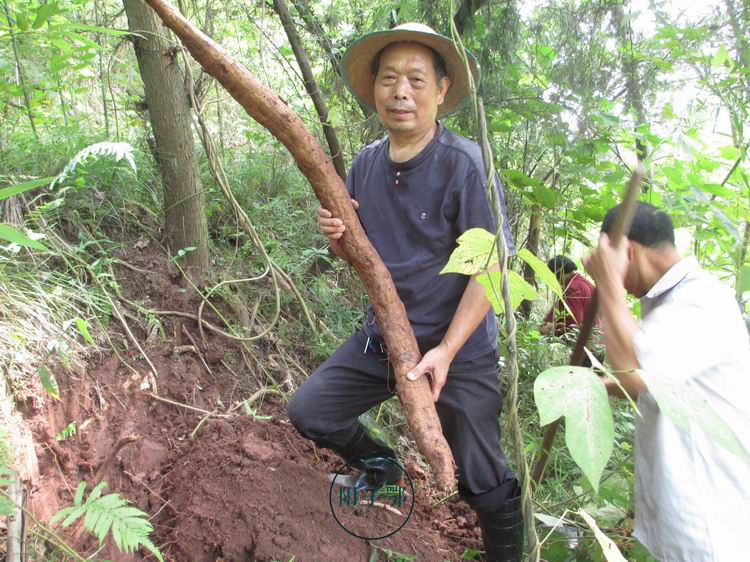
[21,244,483,561]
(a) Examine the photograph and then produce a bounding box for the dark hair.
[601,202,675,247]
[547,255,577,278]
[370,42,448,82]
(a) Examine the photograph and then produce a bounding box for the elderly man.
[287,23,522,561]
[584,202,750,561]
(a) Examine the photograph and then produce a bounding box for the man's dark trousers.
[288,329,518,508]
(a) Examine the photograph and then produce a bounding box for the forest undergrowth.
[0,129,655,561]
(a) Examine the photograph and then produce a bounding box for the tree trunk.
[272,0,346,181]
[141,0,455,490]
[452,0,488,36]
[611,1,649,192]
[289,0,383,143]
[124,0,209,278]
[519,204,540,319]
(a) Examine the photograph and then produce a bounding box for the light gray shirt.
[633,257,750,561]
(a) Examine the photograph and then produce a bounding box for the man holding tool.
[584,201,750,560]
[287,23,522,560]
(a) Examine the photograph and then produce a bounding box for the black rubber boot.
[475,484,524,562]
[330,423,403,491]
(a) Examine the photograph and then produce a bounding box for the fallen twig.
[356,500,403,517]
[144,391,230,418]
[228,387,283,414]
[190,411,214,439]
[106,293,158,392]
[92,434,140,486]
[181,324,212,375]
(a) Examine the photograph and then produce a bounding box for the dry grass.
[0,259,99,400]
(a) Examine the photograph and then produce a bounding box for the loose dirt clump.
[20,244,482,561]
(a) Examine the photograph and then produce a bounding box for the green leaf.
[711,45,730,68]
[94,512,114,544]
[0,176,54,200]
[74,481,86,505]
[662,166,684,187]
[61,505,86,527]
[86,481,107,506]
[461,547,482,560]
[718,145,739,160]
[738,265,750,294]
[440,228,497,275]
[534,366,614,491]
[0,500,14,516]
[38,366,60,400]
[503,169,543,189]
[0,224,48,251]
[639,370,750,464]
[33,3,63,29]
[141,536,165,562]
[74,316,96,345]
[16,12,30,31]
[517,248,563,298]
[49,480,164,560]
[49,36,73,52]
[532,185,559,208]
[603,170,626,184]
[55,421,77,441]
[577,509,628,562]
[477,270,538,314]
[112,518,123,550]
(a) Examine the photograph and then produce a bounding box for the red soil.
[20,245,482,561]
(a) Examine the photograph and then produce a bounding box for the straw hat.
[341,22,480,117]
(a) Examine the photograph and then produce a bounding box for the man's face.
[373,42,450,138]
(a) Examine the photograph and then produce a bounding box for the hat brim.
[341,29,480,118]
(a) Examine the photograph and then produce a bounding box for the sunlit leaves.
[440,228,497,275]
[38,365,60,400]
[517,248,563,298]
[33,2,64,29]
[0,176,55,200]
[49,481,164,561]
[74,316,96,346]
[0,224,48,251]
[578,509,628,562]
[477,270,538,313]
[738,265,750,295]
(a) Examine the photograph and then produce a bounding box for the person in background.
[584,201,750,561]
[540,255,595,336]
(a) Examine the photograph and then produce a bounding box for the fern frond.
[49,481,164,562]
[51,142,137,189]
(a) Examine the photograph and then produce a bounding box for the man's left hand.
[583,233,629,288]
[407,344,453,402]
